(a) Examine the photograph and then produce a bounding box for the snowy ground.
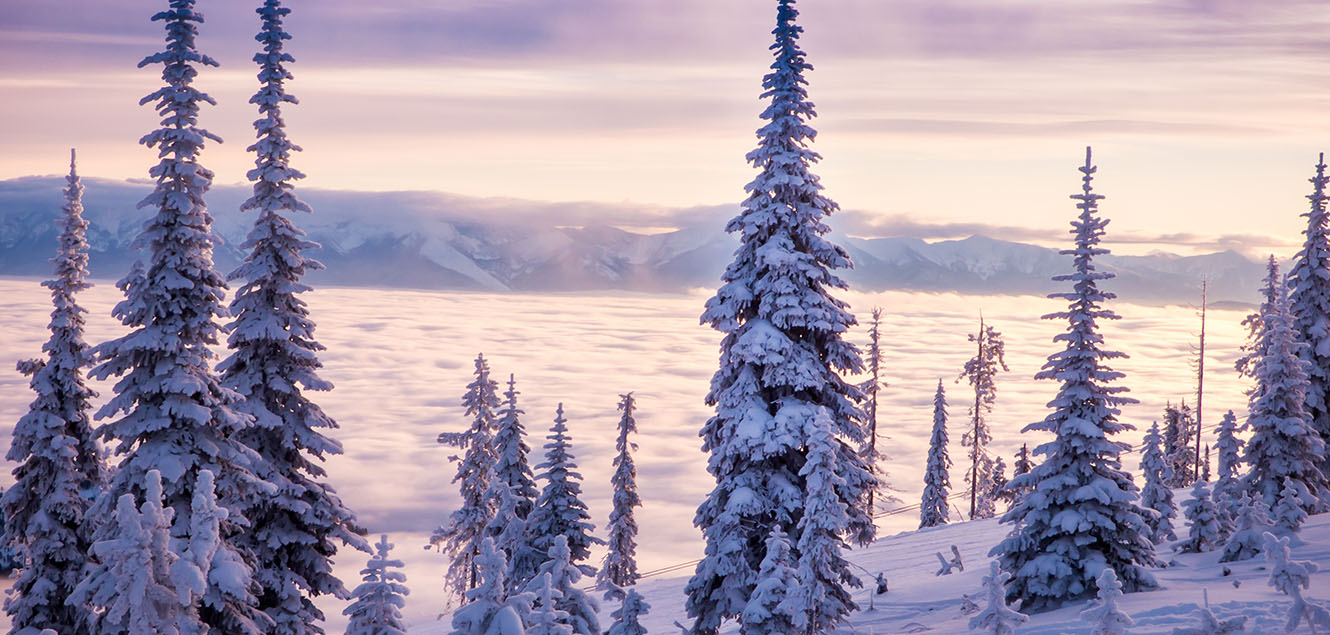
[0,279,1253,630]
[457,508,1330,635]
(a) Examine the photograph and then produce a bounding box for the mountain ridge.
[0,176,1266,305]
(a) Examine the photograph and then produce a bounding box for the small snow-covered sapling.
[1264,532,1330,634]
[1169,588,1246,635]
[1219,492,1272,563]
[936,545,964,575]
[960,594,980,615]
[1178,481,1225,554]
[969,562,1028,634]
[1079,568,1134,635]
[1273,478,1309,536]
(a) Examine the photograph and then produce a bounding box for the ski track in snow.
[0,280,1259,631]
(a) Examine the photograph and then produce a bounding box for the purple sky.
[3,0,1329,254]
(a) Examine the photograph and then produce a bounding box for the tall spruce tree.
[959,317,1009,520]
[484,374,541,591]
[1139,421,1176,544]
[432,354,501,598]
[684,0,873,631]
[920,379,952,528]
[527,404,600,576]
[88,2,272,631]
[217,2,368,631]
[5,149,105,634]
[991,148,1157,613]
[1243,282,1328,508]
[1287,153,1330,478]
[598,393,642,594]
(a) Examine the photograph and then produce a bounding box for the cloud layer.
[0,279,1254,629]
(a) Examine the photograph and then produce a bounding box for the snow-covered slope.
[0,176,1264,304]
[416,510,1330,634]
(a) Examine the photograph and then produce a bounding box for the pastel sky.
[3,0,1330,254]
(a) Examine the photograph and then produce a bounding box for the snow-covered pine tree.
[1274,478,1310,536]
[788,412,857,633]
[991,148,1156,613]
[525,573,573,635]
[1014,444,1033,478]
[1288,153,1330,480]
[598,392,642,595]
[449,538,532,635]
[920,379,952,528]
[740,528,799,635]
[0,488,22,576]
[5,148,105,634]
[88,2,273,632]
[1237,256,1281,381]
[1212,410,1245,518]
[1177,481,1224,554]
[484,374,541,592]
[969,561,1028,634]
[218,2,368,630]
[522,535,599,635]
[992,456,1013,505]
[1243,280,1329,508]
[959,317,1009,520]
[861,306,890,516]
[1264,532,1330,633]
[1219,492,1272,562]
[1079,568,1134,635]
[1202,444,1211,482]
[432,354,501,598]
[70,471,197,634]
[1140,421,1177,543]
[528,404,601,576]
[608,588,650,635]
[344,535,409,635]
[685,0,874,631]
[1164,401,1197,488]
[1010,443,1034,501]
[1162,403,1182,482]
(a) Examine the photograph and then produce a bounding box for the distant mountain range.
[0,176,1267,306]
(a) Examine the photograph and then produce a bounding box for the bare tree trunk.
[1194,280,1207,482]
[866,308,882,516]
[970,315,984,521]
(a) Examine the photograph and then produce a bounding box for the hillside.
[415,509,1330,634]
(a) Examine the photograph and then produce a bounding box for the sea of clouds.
[0,280,1250,629]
